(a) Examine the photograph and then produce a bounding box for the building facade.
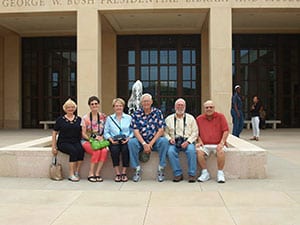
[0,1,299,128]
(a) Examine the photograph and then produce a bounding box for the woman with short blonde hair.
[52,98,84,182]
[104,98,133,182]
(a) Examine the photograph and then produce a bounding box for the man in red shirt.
[196,100,229,183]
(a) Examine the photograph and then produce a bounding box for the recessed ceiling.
[232,9,300,33]
[103,11,208,34]
[0,9,299,36]
[0,12,76,36]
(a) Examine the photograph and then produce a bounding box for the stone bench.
[0,135,267,180]
[39,121,55,130]
[244,120,281,130]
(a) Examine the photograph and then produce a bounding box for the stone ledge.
[0,135,267,180]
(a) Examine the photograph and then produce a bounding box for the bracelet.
[142,141,146,145]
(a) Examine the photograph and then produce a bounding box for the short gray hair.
[141,93,152,101]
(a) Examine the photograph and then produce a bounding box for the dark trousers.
[109,143,129,167]
[58,142,85,162]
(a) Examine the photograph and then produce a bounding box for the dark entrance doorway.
[233,34,300,128]
[22,37,76,128]
[117,35,201,117]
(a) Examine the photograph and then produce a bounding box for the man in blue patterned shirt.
[128,93,169,182]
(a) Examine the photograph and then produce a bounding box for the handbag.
[49,156,63,181]
[89,138,110,150]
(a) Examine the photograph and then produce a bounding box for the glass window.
[22,37,76,128]
[240,50,249,64]
[117,35,201,117]
[141,50,149,64]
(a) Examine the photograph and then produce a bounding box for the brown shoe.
[255,137,259,141]
[188,175,196,183]
[250,137,256,141]
[173,174,183,182]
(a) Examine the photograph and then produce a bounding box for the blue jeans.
[128,137,169,169]
[231,109,244,137]
[167,143,197,177]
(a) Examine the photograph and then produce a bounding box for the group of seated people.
[52,93,229,184]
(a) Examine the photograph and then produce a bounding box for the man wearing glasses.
[196,100,229,183]
[128,93,169,182]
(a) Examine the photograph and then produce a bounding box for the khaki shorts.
[196,144,228,156]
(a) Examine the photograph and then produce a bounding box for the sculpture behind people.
[127,80,143,115]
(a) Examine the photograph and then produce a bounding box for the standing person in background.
[250,95,262,141]
[231,85,244,137]
[81,96,108,182]
[104,98,133,182]
[52,98,85,182]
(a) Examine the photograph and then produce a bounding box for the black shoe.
[188,175,196,183]
[173,174,183,182]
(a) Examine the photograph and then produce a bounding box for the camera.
[112,134,127,143]
[90,133,97,139]
[175,136,187,148]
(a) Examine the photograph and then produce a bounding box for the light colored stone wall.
[0,0,299,127]
[0,0,299,12]
[208,7,232,125]
[100,15,117,115]
[77,8,101,116]
[0,37,3,128]
[3,34,21,128]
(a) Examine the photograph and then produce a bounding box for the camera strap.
[109,115,122,132]
[89,112,103,135]
[174,114,186,137]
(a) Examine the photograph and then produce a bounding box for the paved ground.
[0,128,300,225]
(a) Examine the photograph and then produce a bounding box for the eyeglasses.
[90,102,98,106]
[205,106,214,109]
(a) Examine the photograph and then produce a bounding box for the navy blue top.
[130,107,166,143]
[54,115,82,144]
[231,92,243,111]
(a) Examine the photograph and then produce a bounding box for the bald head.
[203,100,215,116]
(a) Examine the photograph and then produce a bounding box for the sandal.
[95,176,103,182]
[121,174,128,182]
[68,175,79,182]
[87,176,97,182]
[115,174,121,182]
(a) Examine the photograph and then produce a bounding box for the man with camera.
[196,100,229,183]
[165,98,198,182]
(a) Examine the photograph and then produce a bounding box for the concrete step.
[0,135,267,180]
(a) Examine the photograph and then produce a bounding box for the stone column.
[3,35,21,128]
[77,8,101,115]
[208,7,232,122]
[201,15,209,107]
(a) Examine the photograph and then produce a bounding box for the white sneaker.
[217,170,225,183]
[197,170,210,182]
[157,168,165,182]
[133,168,142,182]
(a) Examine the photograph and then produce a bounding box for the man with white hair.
[128,93,169,182]
[165,98,198,182]
[196,100,229,183]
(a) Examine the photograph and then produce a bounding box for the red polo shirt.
[196,112,229,145]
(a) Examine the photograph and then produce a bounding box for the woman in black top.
[52,98,85,182]
[250,95,262,141]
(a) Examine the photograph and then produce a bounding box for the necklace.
[64,115,77,124]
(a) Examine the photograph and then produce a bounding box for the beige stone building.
[0,0,299,128]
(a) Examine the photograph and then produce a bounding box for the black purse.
[109,116,127,142]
